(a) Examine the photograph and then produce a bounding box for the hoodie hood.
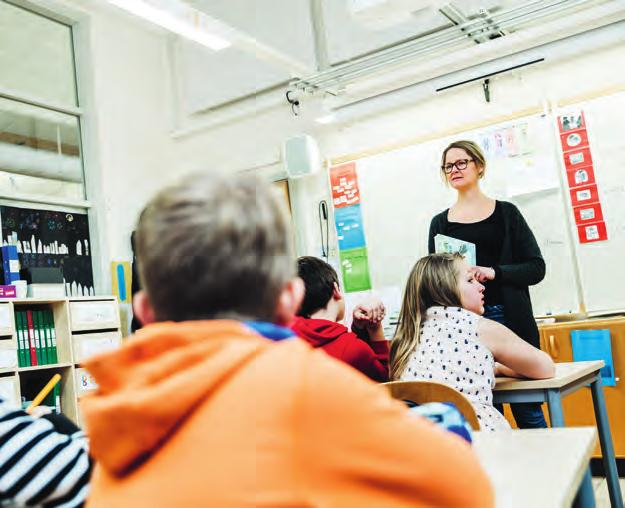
[81,320,283,476]
[290,316,349,347]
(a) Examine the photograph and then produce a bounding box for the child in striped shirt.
[0,398,91,507]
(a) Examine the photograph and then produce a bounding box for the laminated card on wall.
[334,205,366,251]
[339,247,372,293]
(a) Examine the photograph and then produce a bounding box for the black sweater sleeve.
[497,205,546,287]
[428,214,443,254]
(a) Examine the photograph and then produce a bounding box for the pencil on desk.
[26,373,61,415]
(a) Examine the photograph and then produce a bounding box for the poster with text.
[339,247,372,293]
[334,204,366,251]
[330,162,360,208]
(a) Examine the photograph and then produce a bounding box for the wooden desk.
[473,427,597,507]
[494,361,623,508]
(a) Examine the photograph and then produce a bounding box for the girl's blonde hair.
[440,140,487,185]
[390,253,464,380]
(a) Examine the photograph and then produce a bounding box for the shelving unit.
[0,296,121,425]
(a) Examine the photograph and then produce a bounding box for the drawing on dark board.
[0,206,94,296]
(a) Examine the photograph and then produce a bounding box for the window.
[0,0,85,203]
[0,1,95,296]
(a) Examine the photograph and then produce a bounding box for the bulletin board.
[331,91,625,318]
[0,205,94,296]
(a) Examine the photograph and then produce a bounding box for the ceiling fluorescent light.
[315,113,337,124]
[107,0,230,51]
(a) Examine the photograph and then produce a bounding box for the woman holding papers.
[428,139,547,429]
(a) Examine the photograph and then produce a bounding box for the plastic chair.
[383,380,481,430]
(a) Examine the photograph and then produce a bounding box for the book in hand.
[434,234,477,266]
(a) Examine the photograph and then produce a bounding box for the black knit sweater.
[428,201,546,348]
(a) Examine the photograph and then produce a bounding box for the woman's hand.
[472,266,495,283]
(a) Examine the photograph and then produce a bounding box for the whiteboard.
[563,92,625,313]
[354,112,582,317]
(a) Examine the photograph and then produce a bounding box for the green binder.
[47,311,58,364]
[43,310,53,364]
[15,311,26,367]
[53,383,61,414]
[36,311,48,365]
[19,311,29,367]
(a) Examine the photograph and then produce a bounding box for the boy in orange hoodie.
[81,173,493,507]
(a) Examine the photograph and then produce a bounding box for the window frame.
[0,0,106,294]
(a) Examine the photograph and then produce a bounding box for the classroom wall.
[52,0,323,292]
[289,38,625,262]
[40,0,625,293]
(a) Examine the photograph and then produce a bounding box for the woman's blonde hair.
[440,140,487,184]
[390,253,464,380]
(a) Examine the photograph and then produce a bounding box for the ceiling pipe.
[291,0,594,93]
[319,20,625,125]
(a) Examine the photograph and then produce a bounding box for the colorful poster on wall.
[330,162,360,208]
[557,110,607,245]
[560,129,589,151]
[577,222,608,244]
[558,112,586,132]
[566,165,596,188]
[573,203,604,225]
[329,161,373,293]
[0,206,94,296]
[334,205,366,251]
[563,147,593,170]
[339,247,371,293]
[569,184,599,207]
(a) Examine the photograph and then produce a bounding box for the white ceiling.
[177,0,532,114]
[178,0,316,115]
[2,0,623,120]
[174,0,624,114]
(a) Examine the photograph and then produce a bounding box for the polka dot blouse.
[400,306,510,431]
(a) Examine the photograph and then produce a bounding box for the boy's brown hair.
[296,256,339,318]
[134,172,294,322]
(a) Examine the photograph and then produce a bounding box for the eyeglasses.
[442,159,474,174]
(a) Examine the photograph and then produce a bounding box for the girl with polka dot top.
[390,253,554,431]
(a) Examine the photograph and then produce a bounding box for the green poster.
[339,247,372,293]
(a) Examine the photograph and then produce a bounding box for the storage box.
[0,285,16,298]
[69,300,120,331]
[27,283,66,299]
[72,331,122,363]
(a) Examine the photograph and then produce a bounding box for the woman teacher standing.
[428,140,547,429]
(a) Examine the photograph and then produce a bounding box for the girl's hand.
[472,266,495,283]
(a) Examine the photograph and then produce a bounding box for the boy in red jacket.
[291,256,389,381]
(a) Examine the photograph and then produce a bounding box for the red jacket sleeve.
[343,333,389,382]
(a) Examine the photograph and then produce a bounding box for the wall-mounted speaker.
[283,135,321,178]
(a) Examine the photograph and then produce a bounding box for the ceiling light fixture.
[107,0,231,51]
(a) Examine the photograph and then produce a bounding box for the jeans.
[483,304,548,429]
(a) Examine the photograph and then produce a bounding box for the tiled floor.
[592,477,625,507]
